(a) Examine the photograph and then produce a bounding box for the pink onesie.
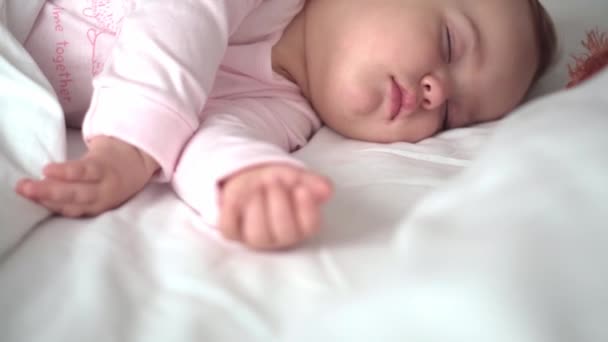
[24,0,321,225]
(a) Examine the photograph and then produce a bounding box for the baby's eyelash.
[446,26,453,63]
[442,101,450,130]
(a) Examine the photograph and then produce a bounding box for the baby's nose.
[420,75,448,111]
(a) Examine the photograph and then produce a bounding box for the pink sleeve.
[172,96,322,225]
[82,0,263,181]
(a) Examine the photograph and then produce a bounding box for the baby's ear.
[566,29,608,88]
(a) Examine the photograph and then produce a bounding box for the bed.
[1,1,607,341]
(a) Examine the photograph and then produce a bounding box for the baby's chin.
[319,108,436,144]
[326,124,404,144]
[326,123,418,144]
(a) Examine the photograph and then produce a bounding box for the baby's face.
[304,0,539,143]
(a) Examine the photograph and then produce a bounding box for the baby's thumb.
[305,173,333,202]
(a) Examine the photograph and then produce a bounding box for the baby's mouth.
[389,77,417,120]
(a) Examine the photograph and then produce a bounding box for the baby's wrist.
[87,136,160,177]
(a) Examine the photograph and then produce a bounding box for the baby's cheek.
[330,80,382,117]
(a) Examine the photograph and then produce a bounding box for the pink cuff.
[82,88,198,182]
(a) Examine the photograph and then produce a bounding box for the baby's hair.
[528,0,558,82]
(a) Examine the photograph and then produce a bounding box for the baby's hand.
[15,136,159,217]
[219,164,333,250]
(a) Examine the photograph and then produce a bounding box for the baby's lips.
[401,90,419,111]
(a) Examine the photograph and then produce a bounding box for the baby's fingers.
[16,178,98,204]
[16,178,51,201]
[43,160,103,182]
[219,194,242,242]
[15,179,35,200]
[298,172,333,201]
[37,200,88,218]
[294,185,322,237]
[267,183,300,248]
[242,191,273,250]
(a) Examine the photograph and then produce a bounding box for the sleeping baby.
[16,0,556,250]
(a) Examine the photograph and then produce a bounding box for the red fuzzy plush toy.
[567,29,608,88]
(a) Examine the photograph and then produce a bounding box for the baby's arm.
[15,1,264,215]
[173,97,329,250]
[16,136,159,217]
[83,0,263,182]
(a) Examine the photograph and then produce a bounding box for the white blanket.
[0,18,64,259]
[286,70,608,342]
[1,0,607,341]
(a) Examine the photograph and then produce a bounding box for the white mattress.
[1,1,608,341]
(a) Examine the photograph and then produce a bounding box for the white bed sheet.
[2,0,608,340]
[2,120,494,342]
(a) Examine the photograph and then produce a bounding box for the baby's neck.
[271,6,311,99]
